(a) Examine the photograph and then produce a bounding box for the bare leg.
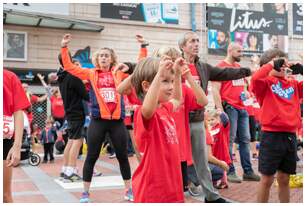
[68,139,83,168]
[257,174,274,202]
[3,161,13,203]
[277,171,290,203]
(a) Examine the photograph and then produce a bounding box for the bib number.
[3,115,14,139]
[99,88,116,103]
[232,79,245,86]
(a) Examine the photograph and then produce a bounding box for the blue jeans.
[209,163,224,182]
[225,105,253,175]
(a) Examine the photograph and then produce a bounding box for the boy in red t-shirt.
[206,109,231,189]
[251,49,303,203]
[131,56,187,203]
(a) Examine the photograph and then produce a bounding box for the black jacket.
[57,68,89,121]
[189,56,251,122]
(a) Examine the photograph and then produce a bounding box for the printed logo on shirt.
[160,116,178,144]
[98,74,114,87]
[210,128,220,136]
[271,81,294,100]
[232,78,245,86]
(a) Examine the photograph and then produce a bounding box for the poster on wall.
[3,30,27,61]
[100,3,179,24]
[207,5,288,56]
[293,3,303,35]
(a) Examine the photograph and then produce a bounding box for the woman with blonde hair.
[60,34,133,203]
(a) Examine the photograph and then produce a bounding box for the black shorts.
[3,139,14,160]
[67,120,84,140]
[259,131,297,175]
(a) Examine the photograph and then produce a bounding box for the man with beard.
[178,32,252,203]
[212,43,260,183]
[217,31,229,52]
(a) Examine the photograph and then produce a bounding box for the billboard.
[292,3,303,35]
[207,5,288,56]
[100,3,179,24]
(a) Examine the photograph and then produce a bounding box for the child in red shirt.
[251,49,303,203]
[131,56,186,202]
[206,109,231,189]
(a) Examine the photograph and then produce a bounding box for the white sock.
[65,166,74,176]
[73,167,78,174]
[61,166,67,173]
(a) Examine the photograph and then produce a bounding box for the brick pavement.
[10,145,303,203]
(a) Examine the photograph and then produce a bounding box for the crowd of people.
[3,31,303,203]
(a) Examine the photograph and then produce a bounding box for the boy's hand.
[61,34,71,47]
[159,55,173,74]
[272,58,285,72]
[173,57,186,76]
[219,160,229,172]
[290,63,303,75]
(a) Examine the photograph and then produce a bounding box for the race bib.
[99,88,116,103]
[232,79,245,86]
[210,128,220,136]
[3,115,14,139]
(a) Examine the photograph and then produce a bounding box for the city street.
[12,145,303,203]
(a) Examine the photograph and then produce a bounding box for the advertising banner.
[293,3,303,35]
[100,3,179,24]
[207,5,288,56]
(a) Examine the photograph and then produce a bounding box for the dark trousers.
[43,143,54,161]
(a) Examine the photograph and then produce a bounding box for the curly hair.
[92,48,118,68]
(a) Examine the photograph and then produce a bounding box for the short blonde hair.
[131,57,160,100]
[92,48,118,68]
[151,46,181,61]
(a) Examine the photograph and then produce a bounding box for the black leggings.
[83,118,131,182]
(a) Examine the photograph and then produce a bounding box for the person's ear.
[141,81,150,93]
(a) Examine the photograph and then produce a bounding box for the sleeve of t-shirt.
[183,85,203,111]
[31,95,39,103]
[12,74,31,112]
[134,106,155,136]
[205,129,213,145]
[127,88,142,105]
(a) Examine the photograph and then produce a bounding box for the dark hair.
[58,51,72,68]
[246,32,258,47]
[259,48,287,66]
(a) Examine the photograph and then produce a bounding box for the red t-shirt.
[185,64,201,86]
[209,123,231,165]
[3,69,31,139]
[132,103,184,203]
[127,87,142,106]
[97,71,117,114]
[50,96,65,119]
[251,64,303,133]
[217,60,246,110]
[206,129,213,145]
[172,84,203,162]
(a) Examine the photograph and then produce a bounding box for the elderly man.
[178,32,251,203]
[212,43,260,183]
